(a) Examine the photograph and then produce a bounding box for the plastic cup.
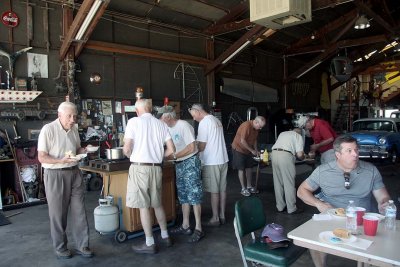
[356,207,366,226]
[363,215,379,236]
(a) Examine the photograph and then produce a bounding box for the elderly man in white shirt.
[189,103,229,227]
[123,98,175,254]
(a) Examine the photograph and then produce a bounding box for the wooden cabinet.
[160,165,176,223]
[81,163,176,232]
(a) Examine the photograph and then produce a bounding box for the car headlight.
[378,137,386,145]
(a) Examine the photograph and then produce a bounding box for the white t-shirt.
[37,119,80,169]
[168,120,197,161]
[197,115,228,165]
[124,113,171,163]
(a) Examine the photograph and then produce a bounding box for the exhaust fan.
[250,0,312,29]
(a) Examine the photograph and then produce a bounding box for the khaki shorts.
[202,163,228,193]
[126,164,162,208]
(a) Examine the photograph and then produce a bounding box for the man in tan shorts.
[189,104,229,227]
[123,98,175,254]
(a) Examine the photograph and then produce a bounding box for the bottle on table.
[346,200,357,234]
[385,200,397,230]
[260,150,264,161]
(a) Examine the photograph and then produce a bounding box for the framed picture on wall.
[27,53,48,78]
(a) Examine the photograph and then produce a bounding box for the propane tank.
[94,198,119,234]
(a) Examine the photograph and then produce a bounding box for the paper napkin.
[313,214,332,221]
[344,238,373,250]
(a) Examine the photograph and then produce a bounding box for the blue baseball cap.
[261,223,289,242]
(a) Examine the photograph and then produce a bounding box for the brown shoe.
[159,236,173,247]
[75,247,94,258]
[56,249,72,259]
[287,208,304,215]
[132,242,158,254]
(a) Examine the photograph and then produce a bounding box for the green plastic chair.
[234,196,305,267]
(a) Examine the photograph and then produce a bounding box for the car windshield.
[353,121,394,132]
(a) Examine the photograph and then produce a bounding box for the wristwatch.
[173,153,177,160]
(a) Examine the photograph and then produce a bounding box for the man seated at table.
[297,134,391,267]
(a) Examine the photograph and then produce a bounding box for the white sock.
[161,230,169,239]
[145,236,155,246]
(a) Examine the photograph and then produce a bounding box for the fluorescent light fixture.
[394,43,400,52]
[364,50,377,59]
[75,0,103,40]
[222,40,251,64]
[354,15,370,30]
[296,61,322,79]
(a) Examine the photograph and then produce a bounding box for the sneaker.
[241,188,251,197]
[277,207,287,213]
[56,249,72,259]
[248,187,259,194]
[75,247,94,258]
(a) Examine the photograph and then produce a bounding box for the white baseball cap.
[297,116,309,128]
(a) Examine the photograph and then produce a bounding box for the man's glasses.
[188,108,198,113]
[344,172,350,190]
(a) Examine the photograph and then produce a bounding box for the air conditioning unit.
[250,0,312,29]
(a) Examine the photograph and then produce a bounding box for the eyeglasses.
[344,172,350,190]
[188,108,198,113]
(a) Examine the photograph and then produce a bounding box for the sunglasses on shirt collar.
[344,172,350,190]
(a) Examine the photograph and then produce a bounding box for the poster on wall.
[102,100,112,115]
[115,101,122,113]
[27,53,48,78]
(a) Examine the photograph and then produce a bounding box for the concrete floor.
[1,161,399,267]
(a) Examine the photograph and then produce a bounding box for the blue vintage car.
[350,118,400,163]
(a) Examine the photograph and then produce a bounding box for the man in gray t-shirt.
[298,135,390,213]
[306,160,384,212]
[297,134,391,267]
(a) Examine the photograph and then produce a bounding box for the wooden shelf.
[0,90,42,103]
[0,159,14,163]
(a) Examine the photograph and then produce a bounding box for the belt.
[52,166,78,171]
[273,148,293,155]
[131,162,162,167]
[175,153,198,163]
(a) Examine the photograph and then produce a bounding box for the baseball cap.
[261,223,289,242]
[297,116,309,128]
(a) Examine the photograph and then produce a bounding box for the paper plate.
[86,146,99,152]
[327,209,346,219]
[364,212,385,221]
[319,231,356,244]
[70,154,87,160]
